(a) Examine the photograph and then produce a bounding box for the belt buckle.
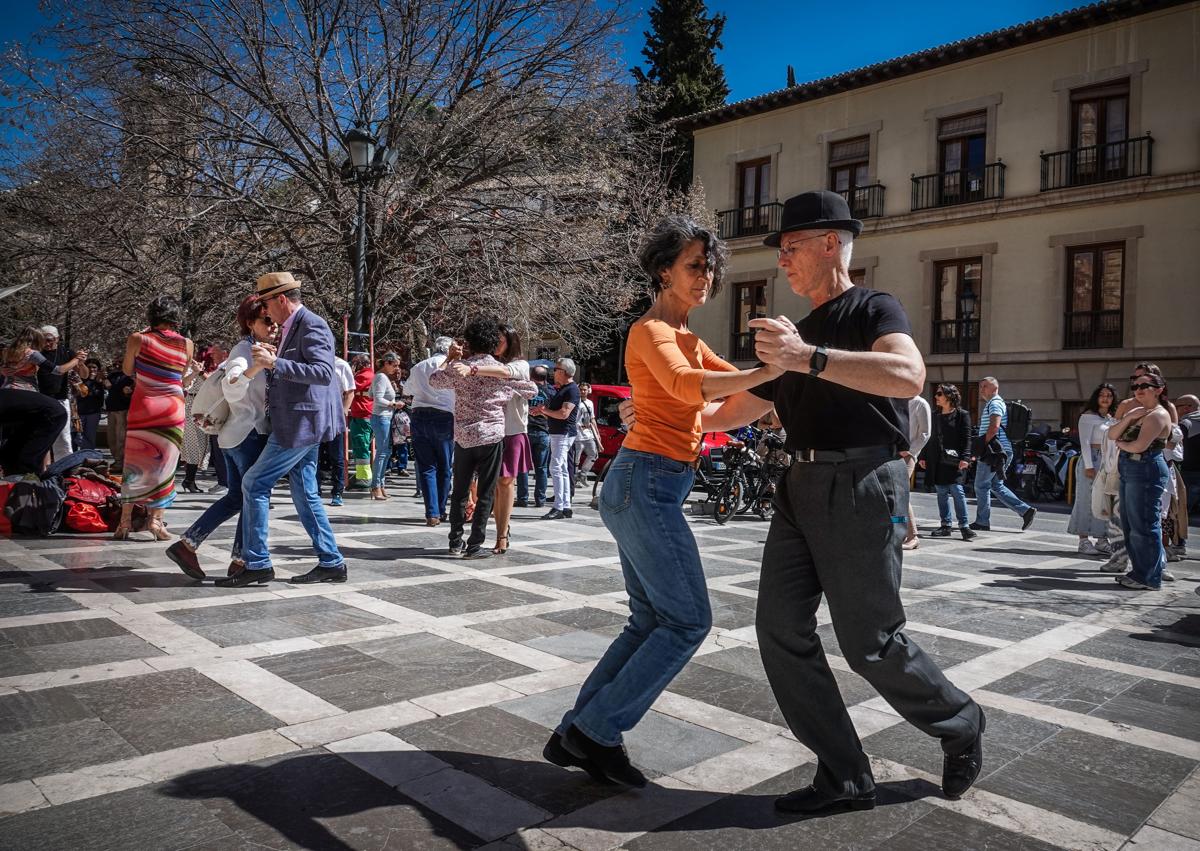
[795,448,816,463]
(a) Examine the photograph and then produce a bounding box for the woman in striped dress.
[114,295,195,541]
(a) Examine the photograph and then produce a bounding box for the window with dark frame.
[849,268,867,287]
[829,137,879,219]
[1065,243,1124,349]
[735,158,772,236]
[938,112,987,203]
[1071,80,1129,178]
[931,258,982,355]
[731,280,767,361]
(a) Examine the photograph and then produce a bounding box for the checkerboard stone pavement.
[0,474,1197,851]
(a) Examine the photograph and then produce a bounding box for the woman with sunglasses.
[921,384,975,540]
[166,295,277,584]
[1109,372,1172,590]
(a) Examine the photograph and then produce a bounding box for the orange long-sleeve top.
[622,318,738,463]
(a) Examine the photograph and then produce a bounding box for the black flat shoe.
[929,526,952,538]
[942,709,986,799]
[1021,507,1037,531]
[543,732,615,785]
[289,565,348,584]
[165,540,205,580]
[562,725,646,788]
[462,546,491,560]
[968,522,990,531]
[562,509,573,519]
[215,568,274,587]
[541,509,564,520]
[774,785,876,816]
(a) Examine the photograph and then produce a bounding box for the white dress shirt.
[406,353,455,414]
[219,339,269,449]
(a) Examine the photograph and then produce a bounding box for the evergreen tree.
[633,0,730,189]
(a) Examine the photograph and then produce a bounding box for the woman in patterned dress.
[113,295,195,541]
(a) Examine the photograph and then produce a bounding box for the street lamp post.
[959,282,978,395]
[342,124,398,336]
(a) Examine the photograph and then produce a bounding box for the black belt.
[790,445,897,465]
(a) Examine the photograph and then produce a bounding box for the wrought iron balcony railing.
[730,331,757,361]
[716,202,783,240]
[1064,310,1122,350]
[930,319,981,355]
[836,184,886,219]
[911,162,1005,211]
[1040,134,1153,191]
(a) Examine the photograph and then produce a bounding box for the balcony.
[1040,134,1153,191]
[730,331,756,361]
[1064,310,1122,349]
[930,319,981,355]
[836,184,886,219]
[716,202,782,241]
[911,163,1005,211]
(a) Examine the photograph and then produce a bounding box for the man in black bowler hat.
[685,190,986,814]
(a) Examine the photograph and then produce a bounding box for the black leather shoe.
[562,509,573,519]
[166,541,205,579]
[929,526,952,538]
[462,546,491,560]
[216,568,274,587]
[542,509,564,520]
[942,709,986,799]
[289,565,348,584]
[1021,507,1037,531]
[960,527,978,541]
[448,541,464,557]
[543,732,615,785]
[562,725,646,788]
[968,522,990,531]
[774,785,876,816]
[514,500,529,508]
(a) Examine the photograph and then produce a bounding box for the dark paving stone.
[394,705,621,816]
[338,559,448,582]
[730,579,759,591]
[0,717,139,783]
[161,596,351,628]
[475,548,566,568]
[1070,629,1200,671]
[0,688,94,732]
[508,565,625,596]
[884,806,1065,851]
[668,664,786,727]
[23,634,167,671]
[1089,679,1200,740]
[693,646,769,682]
[86,571,271,604]
[0,584,87,618]
[470,615,574,643]
[900,569,961,590]
[625,762,935,851]
[817,621,992,671]
[988,658,1143,714]
[708,590,758,630]
[160,596,390,647]
[539,606,628,632]
[0,617,129,647]
[363,579,554,617]
[70,668,281,753]
[943,610,1067,642]
[258,634,534,711]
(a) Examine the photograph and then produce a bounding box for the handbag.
[190,368,230,435]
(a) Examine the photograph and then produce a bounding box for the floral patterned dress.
[121,329,188,507]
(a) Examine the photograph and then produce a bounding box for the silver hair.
[556,357,577,378]
[832,230,855,270]
[40,325,59,337]
[433,336,453,355]
[981,376,999,390]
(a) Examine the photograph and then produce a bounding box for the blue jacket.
[269,305,345,448]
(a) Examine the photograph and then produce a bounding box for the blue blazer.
[269,305,345,448]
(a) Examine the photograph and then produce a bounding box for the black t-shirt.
[1181,413,1200,474]
[76,378,106,415]
[546,382,581,436]
[106,371,134,412]
[37,346,70,399]
[750,287,912,451]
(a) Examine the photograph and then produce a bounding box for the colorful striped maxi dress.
[121,329,188,507]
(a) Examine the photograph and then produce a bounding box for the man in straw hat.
[222,271,348,586]
[633,191,985,814]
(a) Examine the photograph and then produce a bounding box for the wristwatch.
[469,363,479,377]
[808,345,828,377]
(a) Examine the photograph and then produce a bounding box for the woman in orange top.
[545,216,779,787]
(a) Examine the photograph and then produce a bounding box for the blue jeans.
[240,436,344,571]
[369,414,393,488]
[411,407,454,520]
[973,452,1031,526]
[518,430,550,503]
[556,448,710,746]
[390,434,409,472]
[1118,450,1169,588]
[181,431,268,560]
[935,483,969,527]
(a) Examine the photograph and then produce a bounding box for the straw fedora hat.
[255,272,302,299]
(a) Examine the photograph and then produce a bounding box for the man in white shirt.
[407,336,456,525]
[902,394,932,549]
[321,356,355,506]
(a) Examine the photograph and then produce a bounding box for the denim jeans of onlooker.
[369,414,393,488]
[973,452,1031,526]
[79,412,102,450]
[240,436,344,571]
[411,407,454,520]
[556,448,710,746]
[518,430,550,504]
[549,433,576,510]
[935,483,969,528]
[1118,450,1169,588]
[181,430,268,561]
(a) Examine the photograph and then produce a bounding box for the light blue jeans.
[935,483,969,528]
[369,413,393,489]
[557,448,710,746]
[973,452,1031,526]
[240,436,344,571]
[1118,450,1169,588]
[181,430,268,560]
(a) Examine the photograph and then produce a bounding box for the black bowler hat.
[763,190,863,247]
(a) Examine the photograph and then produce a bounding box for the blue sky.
[3,0,1083,103]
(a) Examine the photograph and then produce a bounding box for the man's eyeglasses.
[777,233,835,259]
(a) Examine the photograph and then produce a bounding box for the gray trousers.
[756,456,982,797]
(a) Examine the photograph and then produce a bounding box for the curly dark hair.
[146,294,183,328]
[638,216,728,297]
[1084,382,1117,416]
[935,383,961,409]
[462,316,502,357]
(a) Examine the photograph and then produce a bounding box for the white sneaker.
[1095,538,1113,555]
[1078,540,1100,556]
[1101,550,1128,573]
[207,484,228,495]
[1162,569,1177,582]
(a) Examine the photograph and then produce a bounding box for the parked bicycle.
[713,431,788,524]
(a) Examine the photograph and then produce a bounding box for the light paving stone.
[1149,770,1200,841]
[192,658,343,724]
[279,700,437,748]
[0,779,48,817]
[669,735,813,793]
[1125,825,1200,850]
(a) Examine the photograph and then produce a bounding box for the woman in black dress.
[921,383,976,541]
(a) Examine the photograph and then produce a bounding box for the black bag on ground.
[5,477,66,536]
